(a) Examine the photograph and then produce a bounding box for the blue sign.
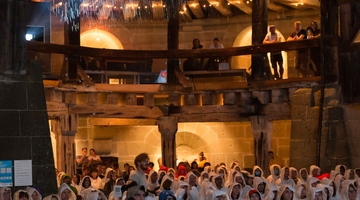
[0,161,13,187]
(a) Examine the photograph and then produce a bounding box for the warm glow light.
[246,1,249,4]
[179,11,184,14]
[162,4,166,7]
[144,5,147,8]
[81,29,124,50]
[203,5,206,7]
[228,2,230,5]
[184,7,187,11]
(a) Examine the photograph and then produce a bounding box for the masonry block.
[323,106,344,121]
[288,87,298,102]
[240,91,252,105]
[64,91,76,104]
[292,88,313,106]
[307,106,319,120]
[252,90,270,104]
[291,120,318,140]
[291,106,308,120]
[290,140,317,158]
[202,92,215,105]
[126,93,137,105]
[224,92,237,105]
[313,87,340,107]
[184,94,196,106]
[271,88,288,103]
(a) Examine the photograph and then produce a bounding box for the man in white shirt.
[128,153,149,190]
[209,37,224,49]
[263,25,284,80]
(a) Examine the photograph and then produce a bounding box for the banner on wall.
[0,160,13,187]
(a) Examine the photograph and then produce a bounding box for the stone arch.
[176,131,210,163]
[80,29,124,49]
[232,26,289,79]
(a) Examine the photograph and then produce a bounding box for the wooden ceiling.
[35,0,320,21]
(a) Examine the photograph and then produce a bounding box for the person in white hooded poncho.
[146,170,160,196]
[334,165,346,177]
[320,178,339,200]
[309,166,320,178]
[264,182,279,200]
[42,194,60,200]
[26,187,42,200]
[298,168,309,185]
[289,167,301,186]
[233,172,252,198]
[80,176,94,197]
[340,180,359,200]
[58,183,77,200]
[308,187,326,200]
[267,165,281,185]
[185,172,200,200]
[333,175,345,196]
[275,167,295,188]
[308,177,320,188]
[225,170,240,188]
[316,183,334,200]
[294,184,307,200]
[212,174,228,194]
[199,171,209,184]
[276,184,297,200]
[228,183,243,200]
[253,177,266,199]
[175,181,190,200]
[212,190,230,200]
[244,189,261,200]
[216,166,228,182]
[344,169,356,180]
[13,190,30,200]
[83,189,107,200]
[199,178,216,200]
[108,177,125,200]
[252,166,265,179]
[0,188,11,200]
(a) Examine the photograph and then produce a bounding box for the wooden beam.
[87,118,158,126]
[26,39,321,59]
[206,0,233,16]
[230,0,252,15]
[69,105,166,118]
[175,112,250,122]
[336,0,360,5]
[169,105,250,114]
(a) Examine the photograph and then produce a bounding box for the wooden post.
[165,0,180,84]
[250,115,272,177]
[339,2,360,102]
[251,0,268,80]
[63,0,81,81]
[0,0,27,74]
[51,114,78,175]
[158,117,178,169]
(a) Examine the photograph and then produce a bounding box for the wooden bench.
[183,69,248,81]
[85,70,158,84]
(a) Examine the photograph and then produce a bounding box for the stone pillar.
[51,114,78,175]
[250,115,273,177]
[158,117,178,169]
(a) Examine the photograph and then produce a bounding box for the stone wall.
[75,119,292,172]
[290,85,351,173]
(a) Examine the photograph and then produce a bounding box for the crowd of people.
[1,151,359,200]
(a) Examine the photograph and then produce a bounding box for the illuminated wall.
[74,119,292,171]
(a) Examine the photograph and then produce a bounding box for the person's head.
[61,174,72,185]
[349,169,355,180]
[60,189,71,200]
[101,165,107,174]
[300,169,308,179]
[269,25,276,34]
[314,191,323,200]
[31,190,41,200]
[112,162,119,170]
[215,176,223,188]
[290,168,297,179]
[134,153,149,171]
[199,152,205,161]
[58,183,75,200]
[273,166,280,176]
[82,165,90,175]
[269,151,274,158]
[188,173,197,186]
[300,185,307,198]
[90,168,98,179]
[116,177,125,185]
[254,168,262,177]
[284,167,290,179]
[124,163,130,170]
[348,184,357,200]
[294,21,302,32]
[258,182,266,193]
[193,39,201,48]
[148,162,154,169]
[150,171,158,183]
[72,174,80,185]
[19,191,29,200]
[235,174,244,185]
[2,188,11,200]
[213,38,220,46]
[82,148,88,154]
[248,189,261,200]
[231,184,241,197]
[281,187,293,200]
[162,178,173,190]
[191,161,198,169]
[90,148,96,156]
[310,21,318,31]
[110,171,117,181]
[82,176,91,188]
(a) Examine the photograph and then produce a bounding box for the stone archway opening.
[232,26,289,79]
[80,29,124,49]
